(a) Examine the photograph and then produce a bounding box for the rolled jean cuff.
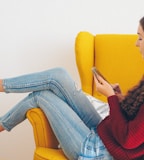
[78,155,104,160]
[0,122,11,131]
[78,156,95,160]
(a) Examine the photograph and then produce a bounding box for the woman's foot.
[0,80,4,92]
[0,125,5,132]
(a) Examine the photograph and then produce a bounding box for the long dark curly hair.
[120,17,144,121]
[120,76,144,120]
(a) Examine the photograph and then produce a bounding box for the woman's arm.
[108,95,144,149]
[94,75,144,149]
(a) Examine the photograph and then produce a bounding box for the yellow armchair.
[26,32,144,160]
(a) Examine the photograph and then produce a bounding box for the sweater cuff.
[108,95,119,104]
[107,95,121,115]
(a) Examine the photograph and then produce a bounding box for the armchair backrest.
[75,32,144,102]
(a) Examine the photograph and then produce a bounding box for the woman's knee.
[52,67,73,83]
[54,67,70,76]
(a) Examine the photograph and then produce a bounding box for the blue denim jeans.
[1,67,113,160]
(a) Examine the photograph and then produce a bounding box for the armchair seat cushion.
[34,147,67,160]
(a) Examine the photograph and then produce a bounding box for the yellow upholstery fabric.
[34,148,67,160]
[27,108,67,160]
[27,32,144,160]
[26,108,59,148]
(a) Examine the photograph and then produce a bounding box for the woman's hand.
[94,75,115,97]
[111,83,121,94]
[111,83,125,102]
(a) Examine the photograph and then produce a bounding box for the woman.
[0,17,144,160]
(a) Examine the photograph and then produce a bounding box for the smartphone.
[91,67,109,83]
[92,67,121,93]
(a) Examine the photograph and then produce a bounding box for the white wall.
[0,0,143,159]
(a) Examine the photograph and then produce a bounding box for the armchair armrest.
[26,108,59,148]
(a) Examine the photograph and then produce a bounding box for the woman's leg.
[34,90,91,160]
[35,91,112,160]
[0,92,38,131]
[0,89,91,159]
[2,67,102,129]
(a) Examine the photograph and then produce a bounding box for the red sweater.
[97,95,144,160]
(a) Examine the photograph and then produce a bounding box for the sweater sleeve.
[107,95,144,149]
